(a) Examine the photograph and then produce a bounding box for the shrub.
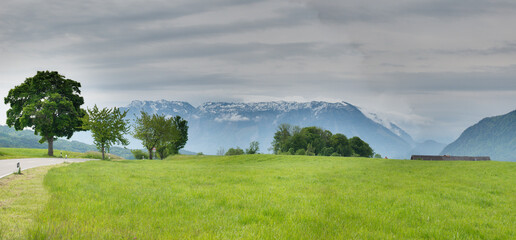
[225,147,244,156]
[288,148,295,155]
[131,149,149,160]
[295,149,306,155]
[83,151,122,160]
[331,152,341,157]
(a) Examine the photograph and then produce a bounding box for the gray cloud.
[0,0,265,42]
[1,0,516,144]
[306,0,516,24]
[432,42,516,56]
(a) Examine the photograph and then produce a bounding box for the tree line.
[4,71,188,160]
[272,124,374,157]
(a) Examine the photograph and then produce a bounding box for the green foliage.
[168,116,189,155]
[288,148,295,155]
[225,147,244,156]
[320,147,335,156]
[133,112,182,160]
[22,155,516,239]
[82,105,130,160]
[272,124,373,157]
[330,133,353,156]
[374,153,382,159]
[295,149,306,155]
[4,71,86,156]
[246,141,260,154]
[131,149,149,160]
[349,136,374,158]
[271,123,293,154]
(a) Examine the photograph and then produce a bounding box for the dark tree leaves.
[4,71,86,156]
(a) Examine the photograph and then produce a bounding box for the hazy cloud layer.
[1,0,516,143]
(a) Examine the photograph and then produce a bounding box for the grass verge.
[0,165,62,239]
[0,148,123,160]
[28,155,515,239]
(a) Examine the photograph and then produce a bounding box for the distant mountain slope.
[0,125,134,159]
[441,109,516,161]
[120,100,416,158]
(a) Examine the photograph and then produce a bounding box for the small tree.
[217,147,226,156]
[168,116,188,155]
[4,71,86,156]
[133,112,160,160]
[246,141,259,154]
[82,105,130,160]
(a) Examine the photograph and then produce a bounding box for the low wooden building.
[410,155,490,161]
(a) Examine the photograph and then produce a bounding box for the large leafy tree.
[82,105,130,160]
[133,112,181,160]
[330,133,353,157]
[4,71,86,156]
[349,136,374,158]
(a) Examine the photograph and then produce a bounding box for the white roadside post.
[152,147,157,159]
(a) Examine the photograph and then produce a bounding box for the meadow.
[2,155,515,239]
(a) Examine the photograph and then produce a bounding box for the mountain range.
[116,100,426,158]
[441,109,516,161]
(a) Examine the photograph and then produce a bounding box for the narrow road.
[0,158,96,179]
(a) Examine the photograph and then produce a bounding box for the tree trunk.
[148,148,153,160]
[101,145,105,160]
[47,137,54,157]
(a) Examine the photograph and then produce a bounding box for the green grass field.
[2,155,515,239]
[0,148,123,160]
[0,165,58,239]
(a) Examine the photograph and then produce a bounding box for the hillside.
[441,109,516,161]
[116,100,417,158]
[0,125,134,159]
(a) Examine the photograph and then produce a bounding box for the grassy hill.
[0,125,134,159]
[2,155,512,239]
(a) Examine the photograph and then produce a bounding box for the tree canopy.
[4,71,86,156]
[82,105,130,160]
[272,124,374,157]
[133,112,187,160]
[168,116,188,155]
[246,141,259,154]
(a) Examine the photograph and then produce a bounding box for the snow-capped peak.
[358,107,402,137]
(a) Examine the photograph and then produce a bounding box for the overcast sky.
[1,0,515,143]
